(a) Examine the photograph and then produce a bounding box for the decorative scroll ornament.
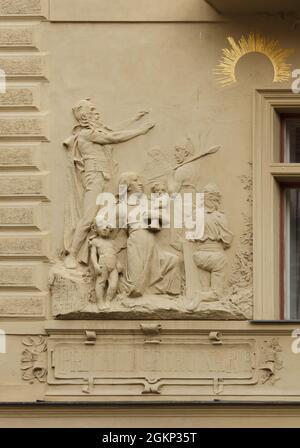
[21,335,47,383]
[258,338,283,385]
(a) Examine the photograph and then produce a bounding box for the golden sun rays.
[215,32,294,87]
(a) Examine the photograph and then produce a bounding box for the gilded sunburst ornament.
[215,33,294,87]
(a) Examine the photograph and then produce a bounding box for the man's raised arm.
[91,121,155,145]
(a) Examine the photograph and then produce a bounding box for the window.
[282,117,300,163]
[280,116,300,319]
[254,91,300,320]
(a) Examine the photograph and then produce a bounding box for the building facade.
[0,0,300,427]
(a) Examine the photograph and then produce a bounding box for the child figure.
[90,224,120,310]
[150,181,170,230]
[151,181,168,197]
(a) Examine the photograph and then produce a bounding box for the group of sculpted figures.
[62,99,233,311]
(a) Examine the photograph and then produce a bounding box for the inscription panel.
[48,337,257,395]
[51,273,88,317]
[54,342,254,378]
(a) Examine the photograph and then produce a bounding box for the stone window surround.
[253,89,300,320]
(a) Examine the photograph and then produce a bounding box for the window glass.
[283,118,300,163]
[284,188,300,319]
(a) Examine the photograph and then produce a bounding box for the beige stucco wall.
[1,0,300,427]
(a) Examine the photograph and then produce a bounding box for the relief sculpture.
[49,98,253,320]
[21,336,47,383]
[116,172,181,299]
[89,223,121,310]
[192,183,233,302]
[63,98,155,270]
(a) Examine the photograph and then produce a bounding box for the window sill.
[251,320,300,324]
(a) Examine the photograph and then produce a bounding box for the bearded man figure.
[63,98,155,269]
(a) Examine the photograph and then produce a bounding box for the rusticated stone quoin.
[0,0,47,17]
[0,144,42,168]
[0,25,38,48]
[0,85,39,109]
[0,54,47,79]
[0,263,46,289]
[0,206,34,226]
[0,116,46,138]
[0,174,49,199]
[0,295,45,317]
[0,233,49,257]
[0,203,45,229]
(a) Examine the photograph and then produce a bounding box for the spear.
[146,145,221,184]
[173,145,220,170]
